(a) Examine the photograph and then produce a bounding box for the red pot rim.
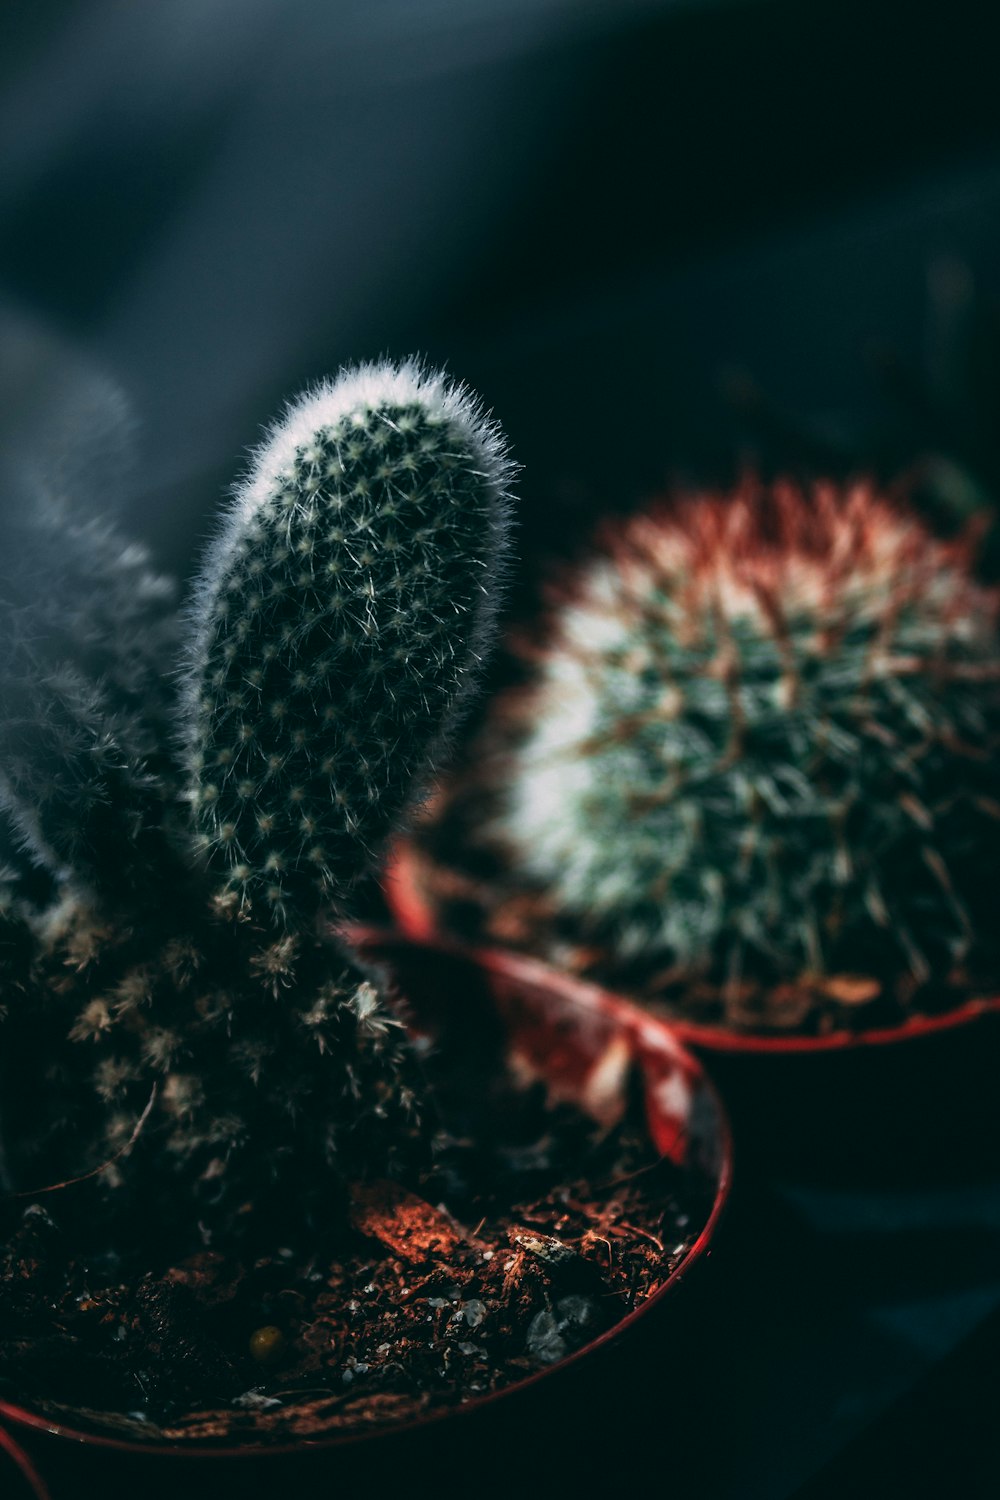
[383,841,1000,1056]
[665,992,1000,1054]
[0,1424,53,1500]
[0,931,732,1462]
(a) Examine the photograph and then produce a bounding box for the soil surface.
[0,1046,707,1445]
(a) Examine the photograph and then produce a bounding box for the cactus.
[486,480,1000,1004]
[185,359,513,922]
[0,335,174,897]
[0,447,182,905]
[0,359,514,1227]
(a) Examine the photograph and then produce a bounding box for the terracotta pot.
[384,842,1000,1184]
[0,932,731,1492]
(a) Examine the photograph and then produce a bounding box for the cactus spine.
[488,481,1000,1003]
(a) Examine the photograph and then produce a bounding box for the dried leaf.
[817,974,882,1006]
[349,1180,462,1264]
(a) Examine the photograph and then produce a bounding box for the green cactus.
[0,359,513,1229]
[185,360,513,923]
[0,492,183,905]
[485,480,1000,1004]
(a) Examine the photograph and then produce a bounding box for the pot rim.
[384,840,1000,1056]
[0,930,733,1461]
[665,992,1000,1054]
[0,1423,53,1500]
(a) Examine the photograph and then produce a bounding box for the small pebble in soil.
[233,1389,282,1410]
[512,1231,577,1266]
[249,1326,286,1365]
[526,1295,602,1365]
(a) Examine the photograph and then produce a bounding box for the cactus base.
[385,821,1000,1047]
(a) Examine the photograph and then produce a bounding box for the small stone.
[525,1309,566,1365]
[511,1230,577,1266]
[233,1389,282,1411]
[249,1325,286,1365]
[526,1295,601,1366]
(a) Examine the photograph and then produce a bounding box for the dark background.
[5,0,1000,585]
[1,2,999,1495]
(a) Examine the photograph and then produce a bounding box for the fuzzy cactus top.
[186,361,513,924]
[0,359,514,1229]
[487,480,1000,1000]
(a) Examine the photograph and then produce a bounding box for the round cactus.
[185,358,514,925]
[487,480,1000,999]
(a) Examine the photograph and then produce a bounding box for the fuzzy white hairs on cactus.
[183,358,515,923]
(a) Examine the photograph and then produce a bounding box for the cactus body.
[0,359,513,1224]
[490,481,1000,997]
[186,360,513,923]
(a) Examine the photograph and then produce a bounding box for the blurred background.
[2,4,1000,1496]
[4,0,1000,594]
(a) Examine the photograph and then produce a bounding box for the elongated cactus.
[186,360,513,923]
[0,359,514,1226]
[487,480,1000,1002]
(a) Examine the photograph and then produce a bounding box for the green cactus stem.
[185,359,514,925]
